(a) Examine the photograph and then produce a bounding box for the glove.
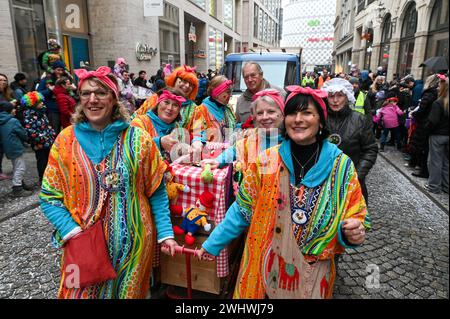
[204,223,211,232]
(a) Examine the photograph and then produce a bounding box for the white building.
[333,0,449,79]
[281,0,336,71]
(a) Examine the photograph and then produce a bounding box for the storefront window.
[12,0,48,81]
[224,0,233,29]
[425,0,449,71]
[398,3,417,76]
[379,14,391,72]
[159,3,181,67]
[189,0,205,10]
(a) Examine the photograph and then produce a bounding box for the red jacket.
[53,86,76,128]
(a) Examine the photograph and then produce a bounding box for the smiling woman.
[39,66,179,299]
[198,86,371,299]
[130,87,187,159]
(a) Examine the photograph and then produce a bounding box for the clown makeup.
[157,99,181,124]
[214,88,232,105]
[174,77,193,97]
[254,100,283,130]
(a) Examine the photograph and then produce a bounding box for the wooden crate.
[160,233,222,294]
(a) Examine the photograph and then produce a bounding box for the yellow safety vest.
[354,91,366,115]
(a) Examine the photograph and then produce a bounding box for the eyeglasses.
[176,78,193,88]
[243,73,261,80]
[79,90,110,99]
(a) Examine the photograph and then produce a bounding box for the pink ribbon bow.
[437,74,447,81]
[285,85,328,120]
[252,89,285,114]
[74,66,119,99]
[183,65,197,74]
[211,80,233,99]
[157,90,187,107]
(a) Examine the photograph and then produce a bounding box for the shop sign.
[60,0,88,34]
[194,50,207,59]
[144,0,164,17]
[136,43,158,61]
[307,19,320,27]
[307,37,334,42]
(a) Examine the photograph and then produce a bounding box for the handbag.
[63,218,117,288]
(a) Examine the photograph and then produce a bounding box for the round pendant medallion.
[328,133,342,146]
[292,208,308,225]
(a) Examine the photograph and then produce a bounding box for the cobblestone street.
[0,145,448,299]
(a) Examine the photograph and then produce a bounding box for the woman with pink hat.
[113,57,127,80]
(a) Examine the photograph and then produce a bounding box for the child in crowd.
[21,92,56,184]
[0,101,33,197]
[375,94,404,151]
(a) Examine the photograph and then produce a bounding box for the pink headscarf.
[211,80,233,99]
[252,89,285,114]
[74,66,119,99]
[285,85,328,120]
[157,90,186,107]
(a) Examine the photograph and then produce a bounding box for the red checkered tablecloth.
[154,164,232,278]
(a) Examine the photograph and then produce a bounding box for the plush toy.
[164,162,190,216]
[201,163,214,184]
[173,190,214,246]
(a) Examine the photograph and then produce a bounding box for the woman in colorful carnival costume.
[135,65,199,130]
[190,75,237,161]
[130,88,187,160]
[39,66,178,299]
[200,89,285,171]
[196,89,285,257]
[198,86,371,299]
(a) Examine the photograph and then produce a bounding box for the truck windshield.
[224,60,297,93]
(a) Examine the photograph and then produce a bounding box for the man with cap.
[349,76,371,119]
[323,78,378,202]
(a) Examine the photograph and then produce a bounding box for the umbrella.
[419,56,448,71]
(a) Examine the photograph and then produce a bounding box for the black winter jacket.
[326,106,378,180]
[427,99,449,136]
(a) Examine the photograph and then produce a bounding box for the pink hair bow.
[437,74,447,81]
[211,80,233,99]
[183,65,197,74]
[285,85,328,120]
[74,66,119,99]
[157,90,187,107]
[252,89,285,114]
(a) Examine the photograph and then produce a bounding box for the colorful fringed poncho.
[233,140,371,299]
[191,97,237,144]
[39,124,168,299]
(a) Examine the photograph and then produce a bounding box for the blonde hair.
[370,76,385,93]
[71,75,130,124]
[423,74,441,91]
[439,77,449,116]
[207,75,230,96]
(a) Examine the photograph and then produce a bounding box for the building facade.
[1,0,281,81]
[281,0,336,72]
[333,0,449,79]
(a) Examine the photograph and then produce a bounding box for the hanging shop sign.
[194,50,207,59]
[188,23,197,43]
[60,0,88,34]
[136,43,158,61]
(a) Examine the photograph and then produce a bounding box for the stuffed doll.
[164,162,190,216]
[173,190,214,246]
